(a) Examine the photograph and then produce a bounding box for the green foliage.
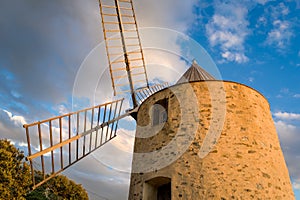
[26,173,89,200]
[0,139,32,200]
[48,175,89,200]
[0,139,89,200]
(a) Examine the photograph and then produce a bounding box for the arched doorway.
[143,177,171,200]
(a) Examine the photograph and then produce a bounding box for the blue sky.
[0,0,299,199]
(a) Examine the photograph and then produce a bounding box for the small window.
[152,98,168,126]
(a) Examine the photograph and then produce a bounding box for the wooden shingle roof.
[177,60,215,84]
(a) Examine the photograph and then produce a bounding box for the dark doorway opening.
[157,182,171,200]
[143,177,171,200]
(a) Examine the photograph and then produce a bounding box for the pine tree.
[0,139,32,199]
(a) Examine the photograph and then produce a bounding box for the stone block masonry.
[129,81,294,200]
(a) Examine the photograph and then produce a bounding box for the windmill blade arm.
[23,98,125,190]
[99,0,149,106]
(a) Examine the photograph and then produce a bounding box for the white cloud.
[2,109,27,126]
[275,120,297,134]
[280,87,290,94]
[293,179,300,190]
[256,16,267,28]
[266,20,293,49]
[205,1,249,63]
[221,51,249,63]
[263,3,294,51]
[274,112,300,121]
[248,77,254,82]
[52,104,70,115]
[293,94,300,98]
[254,0,269,5]
[0,109,28,144]
[270,2,290,19]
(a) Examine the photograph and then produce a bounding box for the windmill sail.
[134,82,169,105]
[99,0,149,107]
[23,99,124,189]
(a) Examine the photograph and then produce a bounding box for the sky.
[0,0,299,199]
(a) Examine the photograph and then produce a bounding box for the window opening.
[152,98,168,126]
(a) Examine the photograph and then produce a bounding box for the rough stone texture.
[128,81,294,200]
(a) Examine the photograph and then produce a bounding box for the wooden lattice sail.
[99,0,149,107]
[23,99,124,189]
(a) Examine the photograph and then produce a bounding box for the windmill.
[23,0,169,189]
[23,1,296,199]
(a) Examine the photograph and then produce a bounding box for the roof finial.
[192,59,198,65]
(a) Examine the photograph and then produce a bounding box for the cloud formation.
[205,1,250,63]
[266,20,294,49]
[274,115,300,191]
[274,112,300,120]
[0,109,27,143]
[264,2,294,51]
[294,179,300,190]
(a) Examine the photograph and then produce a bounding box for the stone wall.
[128,81,294,200]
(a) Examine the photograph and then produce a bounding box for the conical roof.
[176,60,215,84]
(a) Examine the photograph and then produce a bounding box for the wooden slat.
[59,118,63,169]
[127,50,141,54]
[68,116,71,165]
[123,22,135,24]
[89,108,94,153]
[25,127,35,186]
[130,65,144,69]
[76,112,79,160]
[105,103,113,141]
[129,57,143,61]
[106,37,122,41]
[49,120,55,173]
[111,59,125,64]
[114,74,128,79]
[120,14,133,17]
[114,82,129,87]
[131,72,146,77]
[113,99,125,137]
[102,13,118,17]
[125,43,139,46]
[106,30,122,32]
[102,5,117,9]
[104,21,119,24]
[109,101,119,139]
[95,106,101,148]
[111,67,127,72]
[83,110,87,156]
[37,124,45,179]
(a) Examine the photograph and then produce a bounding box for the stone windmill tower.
[128,60,295,199]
